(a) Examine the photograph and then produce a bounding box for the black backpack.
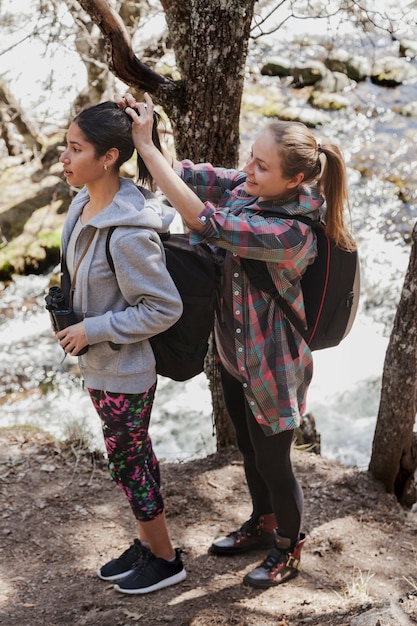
[241,214,360,352]
[106,228,223,381]
[106,215,359,380]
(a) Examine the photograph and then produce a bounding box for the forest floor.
[0,427,416,626]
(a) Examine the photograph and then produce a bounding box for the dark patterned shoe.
[243,532,306,589]
[114,548,186,594]
[209,514,276,555]
[97,539,151,581]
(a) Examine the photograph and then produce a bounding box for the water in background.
[1,1,417,468]
[0,187,411,469]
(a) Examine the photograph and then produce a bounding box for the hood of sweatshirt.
[68,177,176,233]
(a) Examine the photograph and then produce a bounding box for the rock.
[399,38,417,59]
[349,600,414,626]
[315,70,355,93]
[309,91,350,111]
[291,60,329,86]
[260,56,292,77]
[325,49,370,82]
[0,159,68,279]
[370,56,417,87]
[294,412,321,454]
[278,106,332,127]
[400,101,417,117]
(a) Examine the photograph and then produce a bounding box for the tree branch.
[75,0,175,94]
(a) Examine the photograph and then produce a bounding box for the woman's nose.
[243,159,252,175]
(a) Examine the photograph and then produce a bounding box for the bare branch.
[251,0,288,36]
[75,0,175,94]
[0,31,35,57]
[251,0,414,42]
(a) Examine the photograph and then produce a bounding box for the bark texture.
[369,221,417,507]
[159,0,256,165]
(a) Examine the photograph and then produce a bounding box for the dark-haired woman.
[54,101,186,594]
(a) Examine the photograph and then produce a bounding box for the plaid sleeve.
[174,159,245,204]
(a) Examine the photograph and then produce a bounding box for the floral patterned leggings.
[88,384,164,522]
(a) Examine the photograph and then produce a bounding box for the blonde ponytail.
[318,144,356,251]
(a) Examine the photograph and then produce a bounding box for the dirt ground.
[0,427,416,626]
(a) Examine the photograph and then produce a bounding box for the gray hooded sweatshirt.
[60,177,183,394]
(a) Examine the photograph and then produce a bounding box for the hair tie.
[317,143,323,154]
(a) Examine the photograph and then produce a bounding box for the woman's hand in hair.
[114,92,138,111]
[124,92,156,158]
[121,93,205,230]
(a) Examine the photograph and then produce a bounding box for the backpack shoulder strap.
[241,211,317,337]
[106,225,117,274]
[258,210,316,228]
[241,257,307,337]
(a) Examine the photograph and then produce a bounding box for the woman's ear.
[104,147,120,169]
[286,172,304,189]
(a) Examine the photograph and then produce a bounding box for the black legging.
[220,366,303,541]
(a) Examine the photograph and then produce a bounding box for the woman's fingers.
[114,92,138,110]
[144,92,154,111]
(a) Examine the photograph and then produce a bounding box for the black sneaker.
[114,548,186,595]
[97,539,151,581]
[209,514,276,555]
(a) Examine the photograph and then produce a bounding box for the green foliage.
[37,229,62,250]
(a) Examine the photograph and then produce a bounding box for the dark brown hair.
[73,101,162,190]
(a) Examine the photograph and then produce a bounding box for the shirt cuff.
[196,202,215,225]
[190,202,216,242]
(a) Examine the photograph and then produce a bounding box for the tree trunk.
[369,221,417,507]
[158,1,256,448]
[204,336,236,449]
[159,0,256,166]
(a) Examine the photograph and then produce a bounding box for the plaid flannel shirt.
[175,159,323,435]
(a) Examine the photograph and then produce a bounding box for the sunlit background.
[1,0,416,468]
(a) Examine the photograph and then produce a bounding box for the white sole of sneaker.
[114,569,187,595]
[96,567,135,582]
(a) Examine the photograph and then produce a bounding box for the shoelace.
[229,517,259,539]
[260,547,286,570]
[118,540,150,566]
[117,542,142,561]
[131,549,154,573]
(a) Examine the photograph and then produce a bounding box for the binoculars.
[45,286,88,356]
